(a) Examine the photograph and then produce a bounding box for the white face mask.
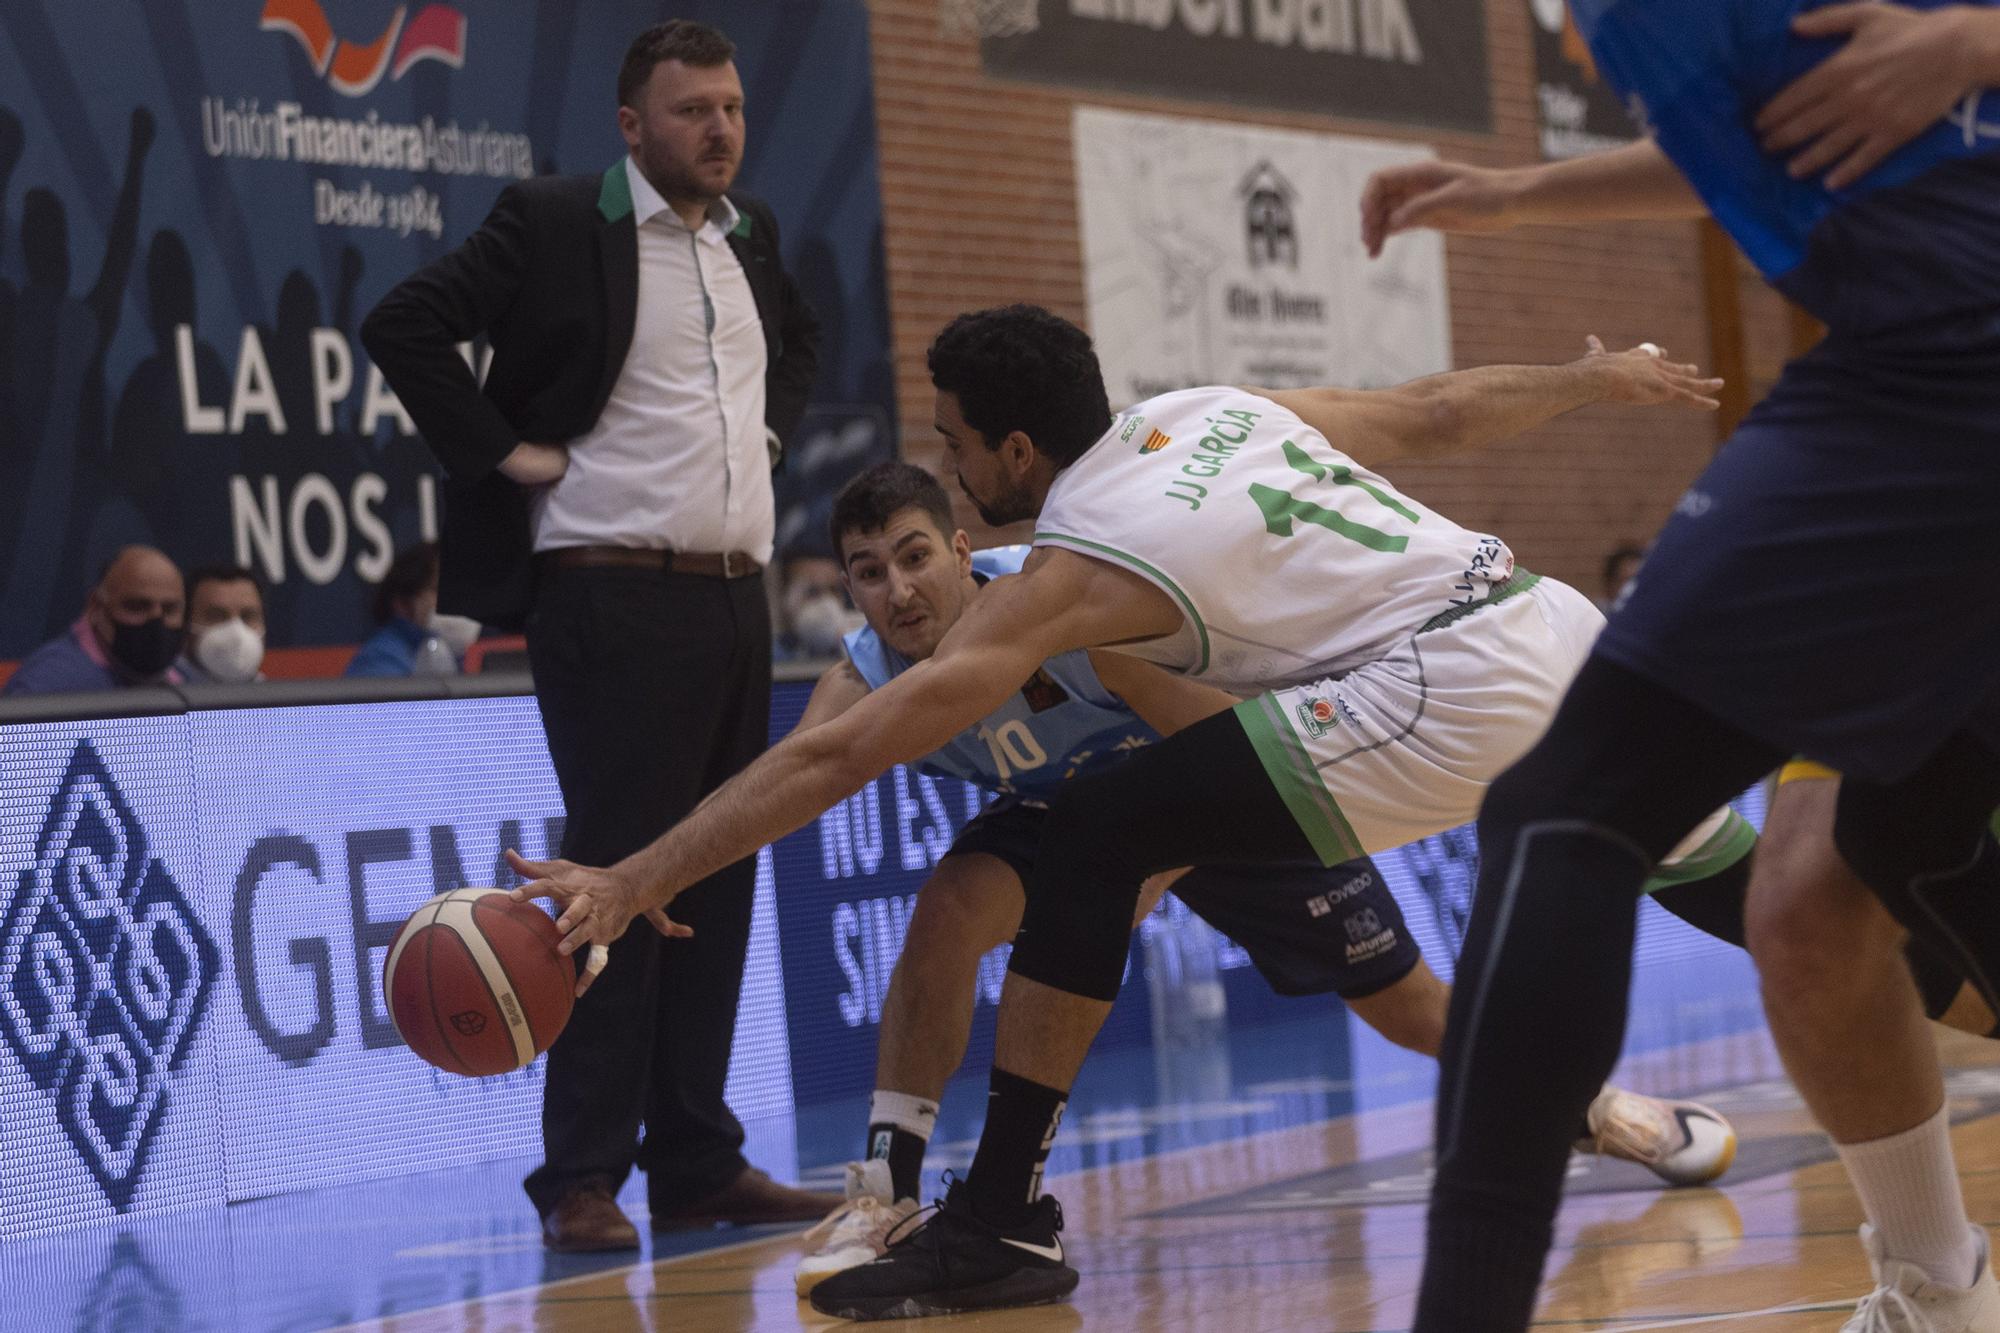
[427,612,481,659]
[791,592,863,657]
[194,617,265,684]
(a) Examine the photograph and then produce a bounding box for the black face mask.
[108,616,184,679]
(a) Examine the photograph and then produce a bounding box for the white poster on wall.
[1073,106,1452,405]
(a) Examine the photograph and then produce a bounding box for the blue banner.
[0,681,1766,1238]
[0,0,895,658]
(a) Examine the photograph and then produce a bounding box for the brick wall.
[865,0,1795,600]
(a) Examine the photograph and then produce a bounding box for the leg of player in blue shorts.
[1362,5,2000,1327]
[799,815,1747,1300]
[1651,762,2000,1039]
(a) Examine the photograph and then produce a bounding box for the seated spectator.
[175,565,268,684]
[347,542,459,678]
[3,546,186,696]
[776,550,862,660]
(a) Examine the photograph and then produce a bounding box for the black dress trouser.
[522,562,771,1216]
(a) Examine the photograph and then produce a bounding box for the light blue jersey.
[841,547,1158,803]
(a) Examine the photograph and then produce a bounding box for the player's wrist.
[1568,352,1623,403]
[1954,6,2000,87]
[1483,165,1538,226]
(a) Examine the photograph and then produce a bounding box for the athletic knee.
[1745,837,1900,996]
[908,869,1020,961]
[1008,792,1147,1004]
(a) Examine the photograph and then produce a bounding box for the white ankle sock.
[867,1090,939,1140]
[1835,1103,1982,1289]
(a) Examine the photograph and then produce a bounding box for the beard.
[635,136,738,205]
[967,475,1040,527]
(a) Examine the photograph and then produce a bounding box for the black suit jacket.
[360,163,820,628]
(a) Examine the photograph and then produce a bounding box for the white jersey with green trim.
[1033,385,1514,693]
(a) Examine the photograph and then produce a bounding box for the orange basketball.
[383,888,576,1077]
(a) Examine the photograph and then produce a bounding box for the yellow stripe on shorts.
[1777,759,1841,785]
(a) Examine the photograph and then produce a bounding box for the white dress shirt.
[532,156,773,561]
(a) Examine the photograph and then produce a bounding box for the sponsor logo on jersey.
[1119,414,1145,444]
[1140,428,1172,454]
[1296,695,1338,740]
[1020,668,1072,713]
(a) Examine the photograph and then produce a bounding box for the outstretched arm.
[86,107,153,347]
[1255,337,1722,470]
[788,657,872,735]
[1089,651,1240,736]
[1360,140,1702,258]
[509,550,1184,970]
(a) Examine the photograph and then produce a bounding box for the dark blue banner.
[0,679,1768,1237]
[0,0,895,657]
[762,684,1166,1106]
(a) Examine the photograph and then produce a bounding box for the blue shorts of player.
[1577,0,2000,780]
[1595,295,2000,783]
[950,796,1422,1000]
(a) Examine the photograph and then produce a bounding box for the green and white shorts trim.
[1234,572,1756,885]
[1643,804,1758,893]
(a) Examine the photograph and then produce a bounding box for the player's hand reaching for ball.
[1581,336,1724,410]
[504,849,691,995]
[1359,159,1528,257]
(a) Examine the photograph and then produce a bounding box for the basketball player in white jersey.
[509,305,1729,1318]
[790,461,1747,1300]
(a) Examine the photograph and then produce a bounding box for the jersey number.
[977,720,1047,781]
[1248,439,1416,553]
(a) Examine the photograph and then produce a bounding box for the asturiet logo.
[261,0,468,97]
[0,742,219,1211]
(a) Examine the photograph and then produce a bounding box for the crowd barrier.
[0,675,1766,1239]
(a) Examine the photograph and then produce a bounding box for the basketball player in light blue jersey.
[787,462,1747,1298]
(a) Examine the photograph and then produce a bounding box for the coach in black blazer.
[361,21,836,1252]
[359,112,817,633]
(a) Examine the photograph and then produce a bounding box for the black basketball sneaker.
[807,1178,1078,1321]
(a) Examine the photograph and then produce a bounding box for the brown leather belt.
[541,546,764,579]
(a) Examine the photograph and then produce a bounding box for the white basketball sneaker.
[1842,1225,2000,1332]
[1578,1084,1738,1186]
[795,1159,920,1298]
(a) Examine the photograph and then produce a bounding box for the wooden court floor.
[348,1029,2000,1332]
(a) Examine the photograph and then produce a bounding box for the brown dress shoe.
[650,1166,846,1229]
[542,1188,640,1252]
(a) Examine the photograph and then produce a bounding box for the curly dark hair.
[926,304,1113,469]
[618,20,735,108]
[829,462,957,560]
